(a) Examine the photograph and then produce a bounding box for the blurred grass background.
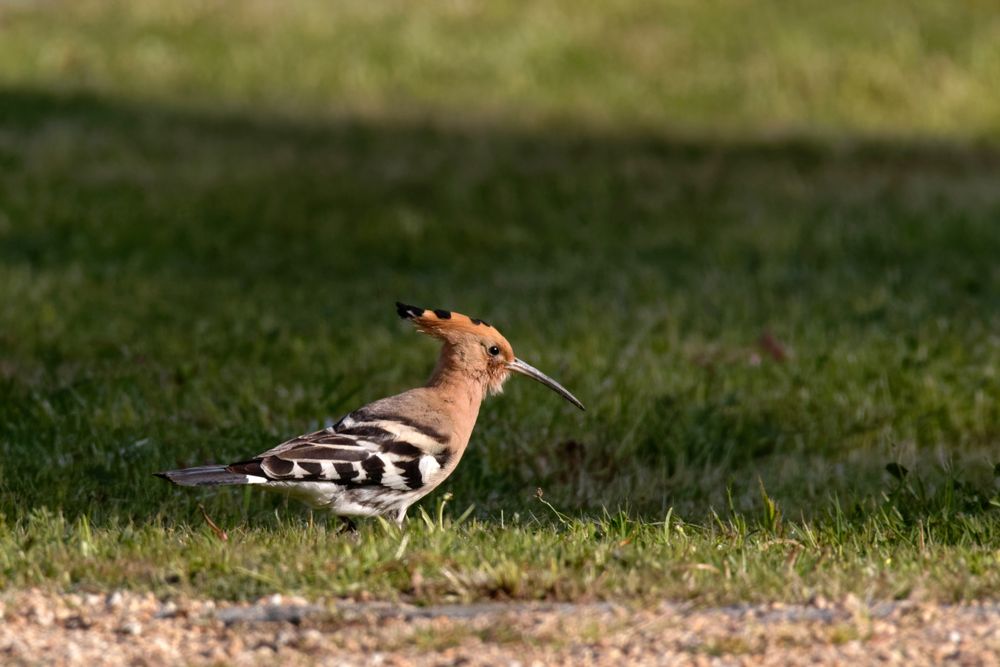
[3,0,1000,135]
[0,0,998,601]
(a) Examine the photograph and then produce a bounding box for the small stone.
[226,636,245,656]
[30,605,55,627]
[63,614,91,630]
[299,629,324,651]
[117,621,142,636]
[156,601,179,619]
[65,641,82,662]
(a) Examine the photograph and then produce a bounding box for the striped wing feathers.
[227,410,452,492]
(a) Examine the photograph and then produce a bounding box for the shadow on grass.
[3,87,999,288]
[0,86,998,526]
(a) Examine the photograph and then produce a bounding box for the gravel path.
[2,590,999,666]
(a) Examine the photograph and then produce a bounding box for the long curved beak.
[507,358,585,411]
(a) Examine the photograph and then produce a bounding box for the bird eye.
[488,345,501,356]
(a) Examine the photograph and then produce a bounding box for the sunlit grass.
[4,483,1000,604]
[1,0,999,136]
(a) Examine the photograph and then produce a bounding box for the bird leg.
[336,516,358,535]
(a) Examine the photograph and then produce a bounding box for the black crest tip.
[396,302,425,320]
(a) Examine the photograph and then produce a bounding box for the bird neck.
[424,343,487,439]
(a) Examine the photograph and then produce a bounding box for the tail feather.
[154,464,265,487]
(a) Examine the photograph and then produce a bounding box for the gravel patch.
[2,590,1000,665]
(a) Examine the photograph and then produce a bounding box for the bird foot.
[336,516,359,535]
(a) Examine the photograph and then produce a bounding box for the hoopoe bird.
[155,303,584,526]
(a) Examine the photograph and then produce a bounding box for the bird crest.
[395,302,512,356]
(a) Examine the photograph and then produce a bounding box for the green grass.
[0,0,999,604]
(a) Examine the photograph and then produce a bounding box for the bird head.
[396,302,584,410]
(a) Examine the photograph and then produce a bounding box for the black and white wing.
[227,407,453,492]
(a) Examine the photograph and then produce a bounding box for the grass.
[0,0,999,604]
